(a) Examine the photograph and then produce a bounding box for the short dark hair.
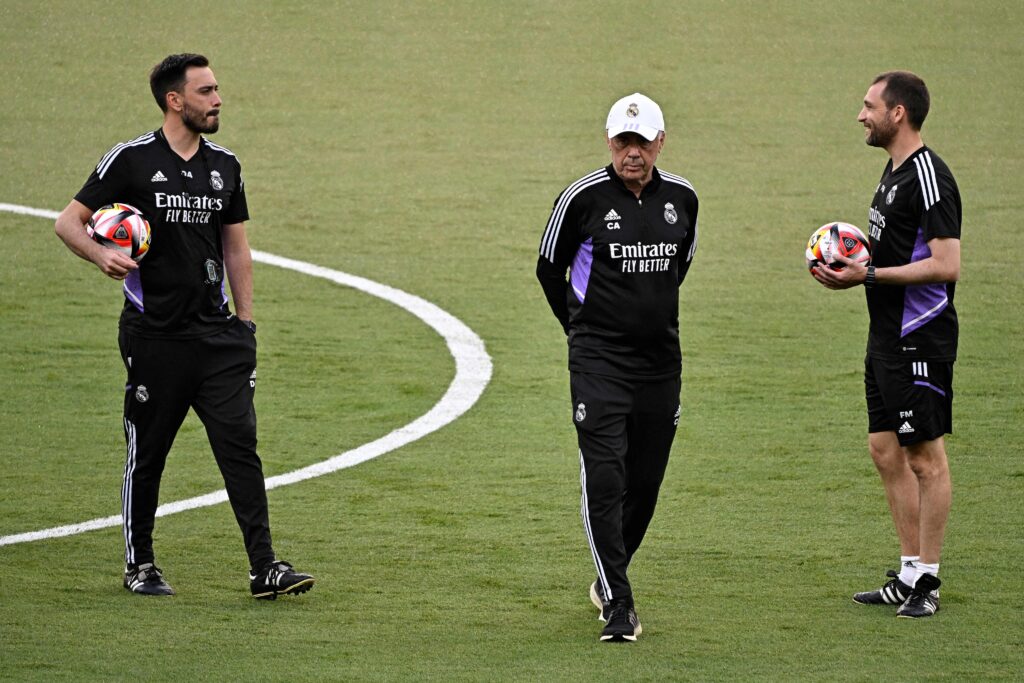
[872,71,930,130]
[149,53,209,112]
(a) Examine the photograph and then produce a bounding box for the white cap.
[605,92,664,141]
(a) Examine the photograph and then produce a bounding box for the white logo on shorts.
[575,403,586,422]
[673,404,680,426]
[898,421,914,434]
[135,385,149,403]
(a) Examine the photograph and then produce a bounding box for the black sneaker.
[852,569,913,605]
[600,597,642,642]
[896,573,941,618]
[124,563,175,596]
[249,560,315,599]
[590,580,610,622]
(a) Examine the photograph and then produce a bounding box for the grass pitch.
[1,1,1023,681]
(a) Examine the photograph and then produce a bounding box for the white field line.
[0,203,492,546]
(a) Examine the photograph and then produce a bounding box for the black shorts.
[865,356,954,446]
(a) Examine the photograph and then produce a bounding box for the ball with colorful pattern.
[87,203,151,262]
[806,222,869,272]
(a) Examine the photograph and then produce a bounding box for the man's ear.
[166,91,183,113]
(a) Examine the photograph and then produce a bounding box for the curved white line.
[0,203,492,546]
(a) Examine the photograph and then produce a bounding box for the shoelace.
[137,565,162,581]
[605,603,632,626]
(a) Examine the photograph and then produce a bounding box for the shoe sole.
[124,582,175,596]
[599,621,642,642]
[125,588,175,596]
[252,577,315,600]
[897,604,939,619]
[589,583,608,622]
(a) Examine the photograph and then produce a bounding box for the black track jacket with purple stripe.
[537,164,698,380]
[865,146,961,361]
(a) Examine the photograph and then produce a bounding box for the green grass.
[2,1,1023,680]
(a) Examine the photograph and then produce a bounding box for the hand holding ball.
[87,203,151,262]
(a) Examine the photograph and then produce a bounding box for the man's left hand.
[811,254,867,290]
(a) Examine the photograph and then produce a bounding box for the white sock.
[915,562,939,585]
[898,556,919,585]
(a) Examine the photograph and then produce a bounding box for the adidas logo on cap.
[604,209,621,221]
[898,421,915,434]
[151,170,168,183]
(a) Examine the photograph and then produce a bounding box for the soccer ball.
[806,222,869,271]
[87,203,151,262]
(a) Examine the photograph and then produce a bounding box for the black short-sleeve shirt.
[864,146,961,360]
[75,129,249,339]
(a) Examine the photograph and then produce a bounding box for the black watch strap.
[864,265,876,288]
[242,319,257,332]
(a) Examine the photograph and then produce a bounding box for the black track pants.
[118,318,274,570]
[570,371,680,603]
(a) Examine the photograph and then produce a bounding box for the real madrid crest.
[626,103,639,118]
[664,202,678,225]
[135,385,149,403]
[209,170,224,191]
[886,184,898,205]
[575,403,586,422]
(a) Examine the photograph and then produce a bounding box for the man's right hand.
[55,199,139,280]
[94,248,139,280]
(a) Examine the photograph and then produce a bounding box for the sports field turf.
[1,1,1022,680]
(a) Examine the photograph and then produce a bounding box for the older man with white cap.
[537,93,699,642]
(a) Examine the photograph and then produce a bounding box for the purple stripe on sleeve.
[914,380,947,397]
[901,228,947,337]
[570,238,594,303]
[123,271,144,312]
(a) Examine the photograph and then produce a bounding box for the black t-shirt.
[75,129,249,339]
[537,165,699,379]
[865,146,961,360]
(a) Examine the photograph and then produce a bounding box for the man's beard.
[181,102,219,134]
[866,112,896,148]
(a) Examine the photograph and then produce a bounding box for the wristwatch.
[241,319,257,332]
[864,266,876,288]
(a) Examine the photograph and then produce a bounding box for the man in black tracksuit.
[55,54,313,599]
[537,93,698,642]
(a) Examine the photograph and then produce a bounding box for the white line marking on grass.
[0,203,493,547]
